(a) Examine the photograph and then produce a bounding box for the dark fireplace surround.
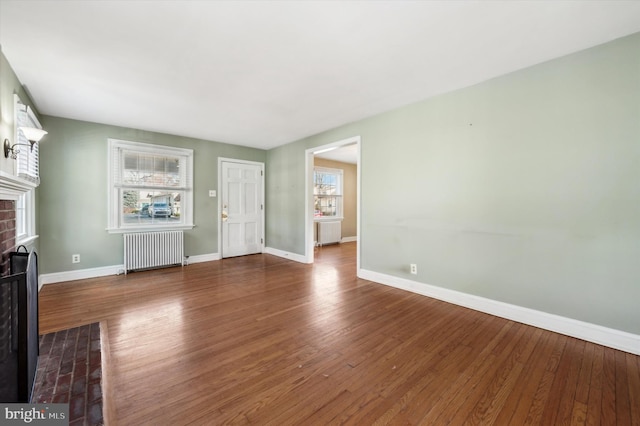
[0,174,40,403]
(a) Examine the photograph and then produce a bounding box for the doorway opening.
[305,136,361,270]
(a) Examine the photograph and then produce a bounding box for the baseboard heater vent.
[317,221,342,246]
[124,231,184,274]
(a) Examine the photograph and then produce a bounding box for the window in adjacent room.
[313,166,343,219]
[107,139,194,232]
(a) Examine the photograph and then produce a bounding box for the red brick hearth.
[32,323,104,426]
[0,190,106,425]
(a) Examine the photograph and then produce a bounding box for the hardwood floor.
[39,243,640,425]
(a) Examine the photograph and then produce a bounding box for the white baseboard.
[39,253,222,288]
[264,247,310,264]
[40,264,125,288]
[37,249,304,290]
[358,268,640,356]
[341,236,357,243]
[186,253,220,264]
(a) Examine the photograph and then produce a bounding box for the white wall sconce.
[4,127,48,159]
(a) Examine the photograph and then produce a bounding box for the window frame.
[15,189,37,245]
[107,139,194,233]
[313,166,344,221]
[13,95,40,245]
[14,95,41,184]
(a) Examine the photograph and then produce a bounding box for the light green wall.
[265,142,307,253]
[4,33,640,334]
[38,116,266,274]
[0,48,40,253]
[265,32,640,334]
[0,49,39,175]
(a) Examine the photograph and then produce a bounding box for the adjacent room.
[1,1,639,424]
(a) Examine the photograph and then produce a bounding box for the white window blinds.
[109,141,191,189]
[14,95,42,185]
[107,138,194,232]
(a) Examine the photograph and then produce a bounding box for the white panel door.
[221,161,263,258]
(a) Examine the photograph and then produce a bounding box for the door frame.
[218,157,265,258]
[304,135,361,270]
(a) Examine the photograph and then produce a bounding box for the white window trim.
[16,189,38,245]
[13,94,40,245]
[106,138,194,233]
[313,166,344,221]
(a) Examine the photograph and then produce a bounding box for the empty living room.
[1,1,639,425]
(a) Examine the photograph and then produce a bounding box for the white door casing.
[305,136,361,268]
[220,160,264,258]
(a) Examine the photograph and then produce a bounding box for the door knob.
[221,211,228,222]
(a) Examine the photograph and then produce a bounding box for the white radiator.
[317,221,342,246]
[124,231,184,274]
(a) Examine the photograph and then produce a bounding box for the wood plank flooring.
[39,243,640,425]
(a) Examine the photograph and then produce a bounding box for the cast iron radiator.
[123,230,184,274]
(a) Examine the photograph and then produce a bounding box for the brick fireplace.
[0,172,39,403]
[0,200,16,276]
[0,171,37,275]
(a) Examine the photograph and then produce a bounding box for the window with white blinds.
[12,95,40,244]
[107,139,194,232]
[14,95,41,184]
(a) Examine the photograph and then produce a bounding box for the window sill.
[16,235,39,246]
[0,171,38,200]
[314,217,344,222]
[106,224,195,234]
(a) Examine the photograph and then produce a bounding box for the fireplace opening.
[0,249,39,402]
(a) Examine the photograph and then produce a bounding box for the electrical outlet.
[72,254,80,264]
[410,263,417,275]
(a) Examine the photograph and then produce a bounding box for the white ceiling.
[315,143,358,165]
[1,1,639,150]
